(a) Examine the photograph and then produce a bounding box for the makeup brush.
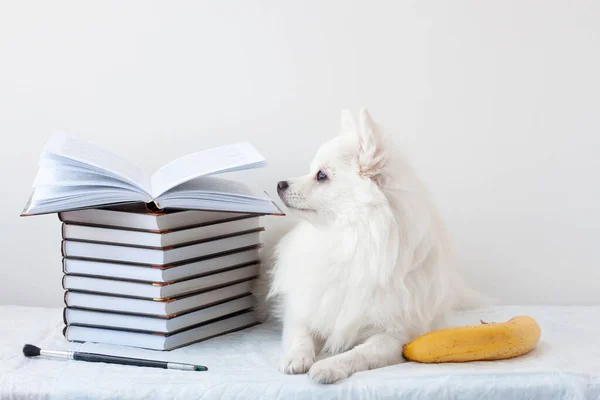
[23,344,207,371]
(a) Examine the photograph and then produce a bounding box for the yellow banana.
[403,316,541,363]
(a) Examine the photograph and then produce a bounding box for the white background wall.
[1,1,599,307]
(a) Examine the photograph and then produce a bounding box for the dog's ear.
[340,109,357,136]
[357,108,386,183]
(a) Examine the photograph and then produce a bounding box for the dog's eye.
[316,170,328,182]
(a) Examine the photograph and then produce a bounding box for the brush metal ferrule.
[166,362,195,371]
[40,349,74,360]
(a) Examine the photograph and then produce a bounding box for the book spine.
[145,200,163,213]
[62,258,67,274]
[61,275,67,290]
[63,308,68,325]
[63,291,69,307]
[61,223,66,240]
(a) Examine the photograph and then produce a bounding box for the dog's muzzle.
[277,181,289,193]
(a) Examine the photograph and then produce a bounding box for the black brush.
[22,344,207,371]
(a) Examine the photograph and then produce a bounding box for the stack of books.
[21,132,284,350]
[60,205,265,350]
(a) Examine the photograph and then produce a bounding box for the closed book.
[64,295,255,333]
[61,216,260,248]
[62,263,259,299]
[59,205,257,232]
[62,230,262,265]
[63,310,259,350]
[63,247,260,282]
[64,280,253,316]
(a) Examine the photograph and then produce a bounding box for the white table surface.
[1,305,599,399]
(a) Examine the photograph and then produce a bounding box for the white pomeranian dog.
[264,108,477,384]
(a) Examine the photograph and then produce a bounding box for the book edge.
[63,277,256,303]
[64,309,257,338]
[62,227,265,251]
[63,272,259,301]
[63,260,260,286]
[63,244,261,269]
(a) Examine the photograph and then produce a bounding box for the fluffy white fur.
[264,108,476,384]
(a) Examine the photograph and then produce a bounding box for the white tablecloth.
[1,305,598,399]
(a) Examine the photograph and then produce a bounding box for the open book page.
[43,132,151,193]
[33,160,145,192]
[156,176,281,215]
[158,176,270,200]
[23,185,148,215]
[149,142,266,198]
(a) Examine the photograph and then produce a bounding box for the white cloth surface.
[0,305,598,399]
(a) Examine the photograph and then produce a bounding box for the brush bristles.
[23,344,41,357]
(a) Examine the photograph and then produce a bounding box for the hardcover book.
[64,295,255,334]
[62,230,262,265]
[62,263,259,299]
[21,132,284,216]
[63,247,260,282]
[64,280,255,317]
[64,310,258,350]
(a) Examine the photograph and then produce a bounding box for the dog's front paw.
[308,358,350,384]
[279,350,315,374]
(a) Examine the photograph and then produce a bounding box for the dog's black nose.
[277,181,289,192]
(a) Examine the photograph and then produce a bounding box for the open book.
[21,132,283,216]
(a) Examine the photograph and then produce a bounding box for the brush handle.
[74,352,168,368]
[73,352,201,371]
